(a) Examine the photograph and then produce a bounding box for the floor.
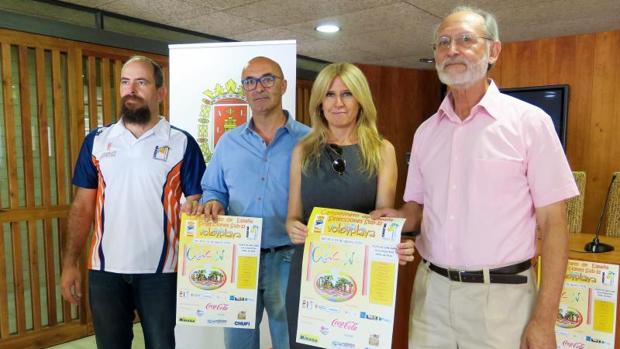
[46,323,145,349]
[45,320,272,348]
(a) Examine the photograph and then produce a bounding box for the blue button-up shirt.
[200,111,310,248]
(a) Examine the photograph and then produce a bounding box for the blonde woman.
[285,62,415,348]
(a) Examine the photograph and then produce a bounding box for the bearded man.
[372,6,578,349]
[60,55,205,349]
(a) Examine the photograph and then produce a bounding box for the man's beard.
[436,50,489,88]
[120,95,151,125]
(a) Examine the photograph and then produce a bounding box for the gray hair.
[123,55,164,88]
[434,5,500,42]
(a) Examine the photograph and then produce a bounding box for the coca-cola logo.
[331,319,359,331]
[561,340,584,349]
[205,303,229,311]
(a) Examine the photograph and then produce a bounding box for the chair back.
[567,171,586,233]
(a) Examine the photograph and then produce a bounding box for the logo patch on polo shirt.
[100,142,117,159]
[153,145,170,161]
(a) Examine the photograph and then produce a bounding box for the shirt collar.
[476,80,504,121]
[153,117,171,139]
[243,109,293,134]
[109,116,170,140]
[437,80,503,122]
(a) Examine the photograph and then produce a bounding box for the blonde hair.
[299,63,383,175]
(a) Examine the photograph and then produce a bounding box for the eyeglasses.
[433,32,493,51]
[240,74,282,91]
[326,144,346,176]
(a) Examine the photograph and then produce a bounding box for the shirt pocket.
[470,158,525,206]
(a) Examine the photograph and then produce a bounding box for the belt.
[260,245,293,254]
[425,259,531,284]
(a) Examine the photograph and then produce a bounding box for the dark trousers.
[88,270,177,349]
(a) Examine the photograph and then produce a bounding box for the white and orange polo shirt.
[73,117,205,274]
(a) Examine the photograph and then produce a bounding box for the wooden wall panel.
[86,57,98,131]
[1,42,17,339]
[34,46,58,331]
[490,29,620,236]
[0,28,169,348]
[0,224,8,338]
[66,47,87,325]
[17,46,43,331]
[357,64,442,349]
[51,50,67,207]
[162,65,169,117]
[68,47,84,177]
[101,58,112,125]
[358,64,442,203]
[295,79,313,126]
[113,59,122,117]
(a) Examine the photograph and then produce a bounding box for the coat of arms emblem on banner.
[198,79,249,162]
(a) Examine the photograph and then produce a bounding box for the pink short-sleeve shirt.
[404,81,578,269]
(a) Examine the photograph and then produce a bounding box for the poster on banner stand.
[176,213,262,329]
[168,40,297,163]
[555,259,618,348]
[296,207,404,349]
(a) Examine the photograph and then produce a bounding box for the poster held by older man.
[555,260,618,348]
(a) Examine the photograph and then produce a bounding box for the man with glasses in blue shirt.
[191,56,309,349]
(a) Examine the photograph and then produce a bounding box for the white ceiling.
[62,0,620,69]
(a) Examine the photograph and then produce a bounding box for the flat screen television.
[500,85,569,150]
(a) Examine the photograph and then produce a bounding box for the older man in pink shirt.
[374,5,578,349]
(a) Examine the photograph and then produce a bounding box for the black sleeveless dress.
[286,144,377,349]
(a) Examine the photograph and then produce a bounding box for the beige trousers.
[409,262,537,349]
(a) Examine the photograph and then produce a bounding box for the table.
[568,234,620,264]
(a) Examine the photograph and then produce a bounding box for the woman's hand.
[287,219,308,245]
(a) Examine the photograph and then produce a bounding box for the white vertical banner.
[169,40,297,163]
[169,40,297,349]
